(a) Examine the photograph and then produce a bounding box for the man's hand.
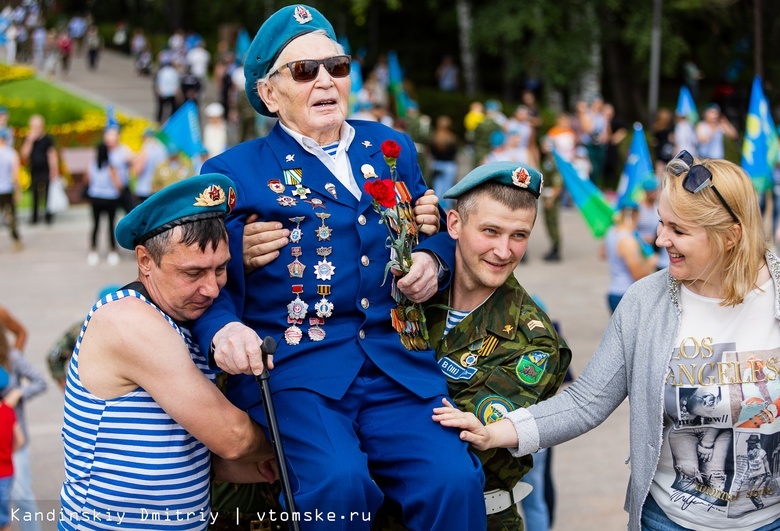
[395,251,439,303]
[243,214,289,273]
[211,322,274,376]
[414,189,441,236]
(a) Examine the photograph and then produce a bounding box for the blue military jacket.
[193,120,448,408]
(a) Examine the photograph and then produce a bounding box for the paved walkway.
[3,50,630,530]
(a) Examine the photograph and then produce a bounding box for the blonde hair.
[663,157,767,306]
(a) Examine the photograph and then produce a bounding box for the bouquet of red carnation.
[362,140,428,351]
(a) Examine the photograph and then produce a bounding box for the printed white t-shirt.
[650,278,780,530]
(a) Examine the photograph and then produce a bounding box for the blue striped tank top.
[59,289,216,530]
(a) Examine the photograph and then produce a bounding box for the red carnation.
[381,140,402,159]
[364,179,397,208]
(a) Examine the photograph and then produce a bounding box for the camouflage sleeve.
[47,322,82,382]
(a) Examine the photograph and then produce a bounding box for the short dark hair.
[456,182,538,222]
[142,217,228,265]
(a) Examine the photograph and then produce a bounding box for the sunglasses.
[273,55,351,82]
[670,150,739,224]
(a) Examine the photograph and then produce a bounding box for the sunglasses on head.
[670,150,739,224]
[273,55,351,82]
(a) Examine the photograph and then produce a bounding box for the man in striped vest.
[59,174,274,531]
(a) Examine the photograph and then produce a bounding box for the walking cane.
[256,336,301,531]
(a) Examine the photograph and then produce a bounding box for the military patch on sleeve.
[515,351,549,386]
[527,319,544,331]
[476,395,515,425]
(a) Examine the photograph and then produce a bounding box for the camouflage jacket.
[427,274,572,492]
[47,321,82,382]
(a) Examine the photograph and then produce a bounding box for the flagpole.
[647,0,663,124]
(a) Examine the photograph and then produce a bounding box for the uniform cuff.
[508,408,540,458]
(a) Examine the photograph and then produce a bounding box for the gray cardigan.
[508,252,780,531]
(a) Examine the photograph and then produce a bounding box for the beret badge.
[293,5,313,24]
[512,167,531,189]
[194,185,227,208]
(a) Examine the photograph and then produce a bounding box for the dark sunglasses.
[274,55,351,82]
[670,150,739,224]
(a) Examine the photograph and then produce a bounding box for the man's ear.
[136,246,153,277]
[257,80,279,115]
[447,209,462,240]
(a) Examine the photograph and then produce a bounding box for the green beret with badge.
[243,4,337,116]
[443,160,544,200]
[115,173,236,250]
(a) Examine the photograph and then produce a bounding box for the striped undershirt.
[321,141,339,160]
[443,309,470,337]
[60,290,215,530]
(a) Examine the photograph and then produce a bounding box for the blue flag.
[553,151,615,238]
[616,123,655,206]
[105,105,120,130]
[741,75,779,194]
[158,101,204,158]
[676,85,699,124]
[387,51,409,118]
[235,29,251,66]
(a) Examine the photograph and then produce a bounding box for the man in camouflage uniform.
[425,160,571,530]
[241,161,571,531]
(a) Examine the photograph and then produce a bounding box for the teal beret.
[115,173,236,250]
[244,4,336,116]
[444,161,544,200]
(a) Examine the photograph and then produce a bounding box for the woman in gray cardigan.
[435,152,780,531]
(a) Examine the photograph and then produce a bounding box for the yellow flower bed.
[0,64,35,84]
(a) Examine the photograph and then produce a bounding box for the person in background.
[429,115,459,210]
[20,114,58,225]
[103,125,135,214]
[0,128,22,252]
[637,178,669,271]
[84,25,102,71]
[0,365,24,531]
[434,151,780,531]
[85,141,122,267]
[696,103,737,160]
[203,102,228,160]
[151,147,193,193]
[131,128,168,204]
[154,58,181,123]
[602,196,658,313]
[0,317,46,531]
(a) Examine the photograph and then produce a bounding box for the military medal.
[315,213,332,241]
[288,246,305,278]
[361,164,377,179]
[268,179,285,193]
[285,154,295,162]
[287,284,308,321]
[325,182,338,199]
[315,285,334,318]
[292,185,311,199]
[283,168,303,186]
[305,198,326,210]
[362,140,372,148]
[308,317,326,341]
[315,259,335,281]
[289,217,305,244]
[277,195,297,207]
[284,325,303,345]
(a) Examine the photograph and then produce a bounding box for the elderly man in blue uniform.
[191,5,486,531]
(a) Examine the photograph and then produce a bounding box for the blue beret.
[244,4,336,116]
[115,173,236,250]
[444,161,544,200]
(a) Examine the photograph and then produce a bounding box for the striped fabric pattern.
[321,141,339,160]
[59,290,215,530]
[443,309,470,337]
